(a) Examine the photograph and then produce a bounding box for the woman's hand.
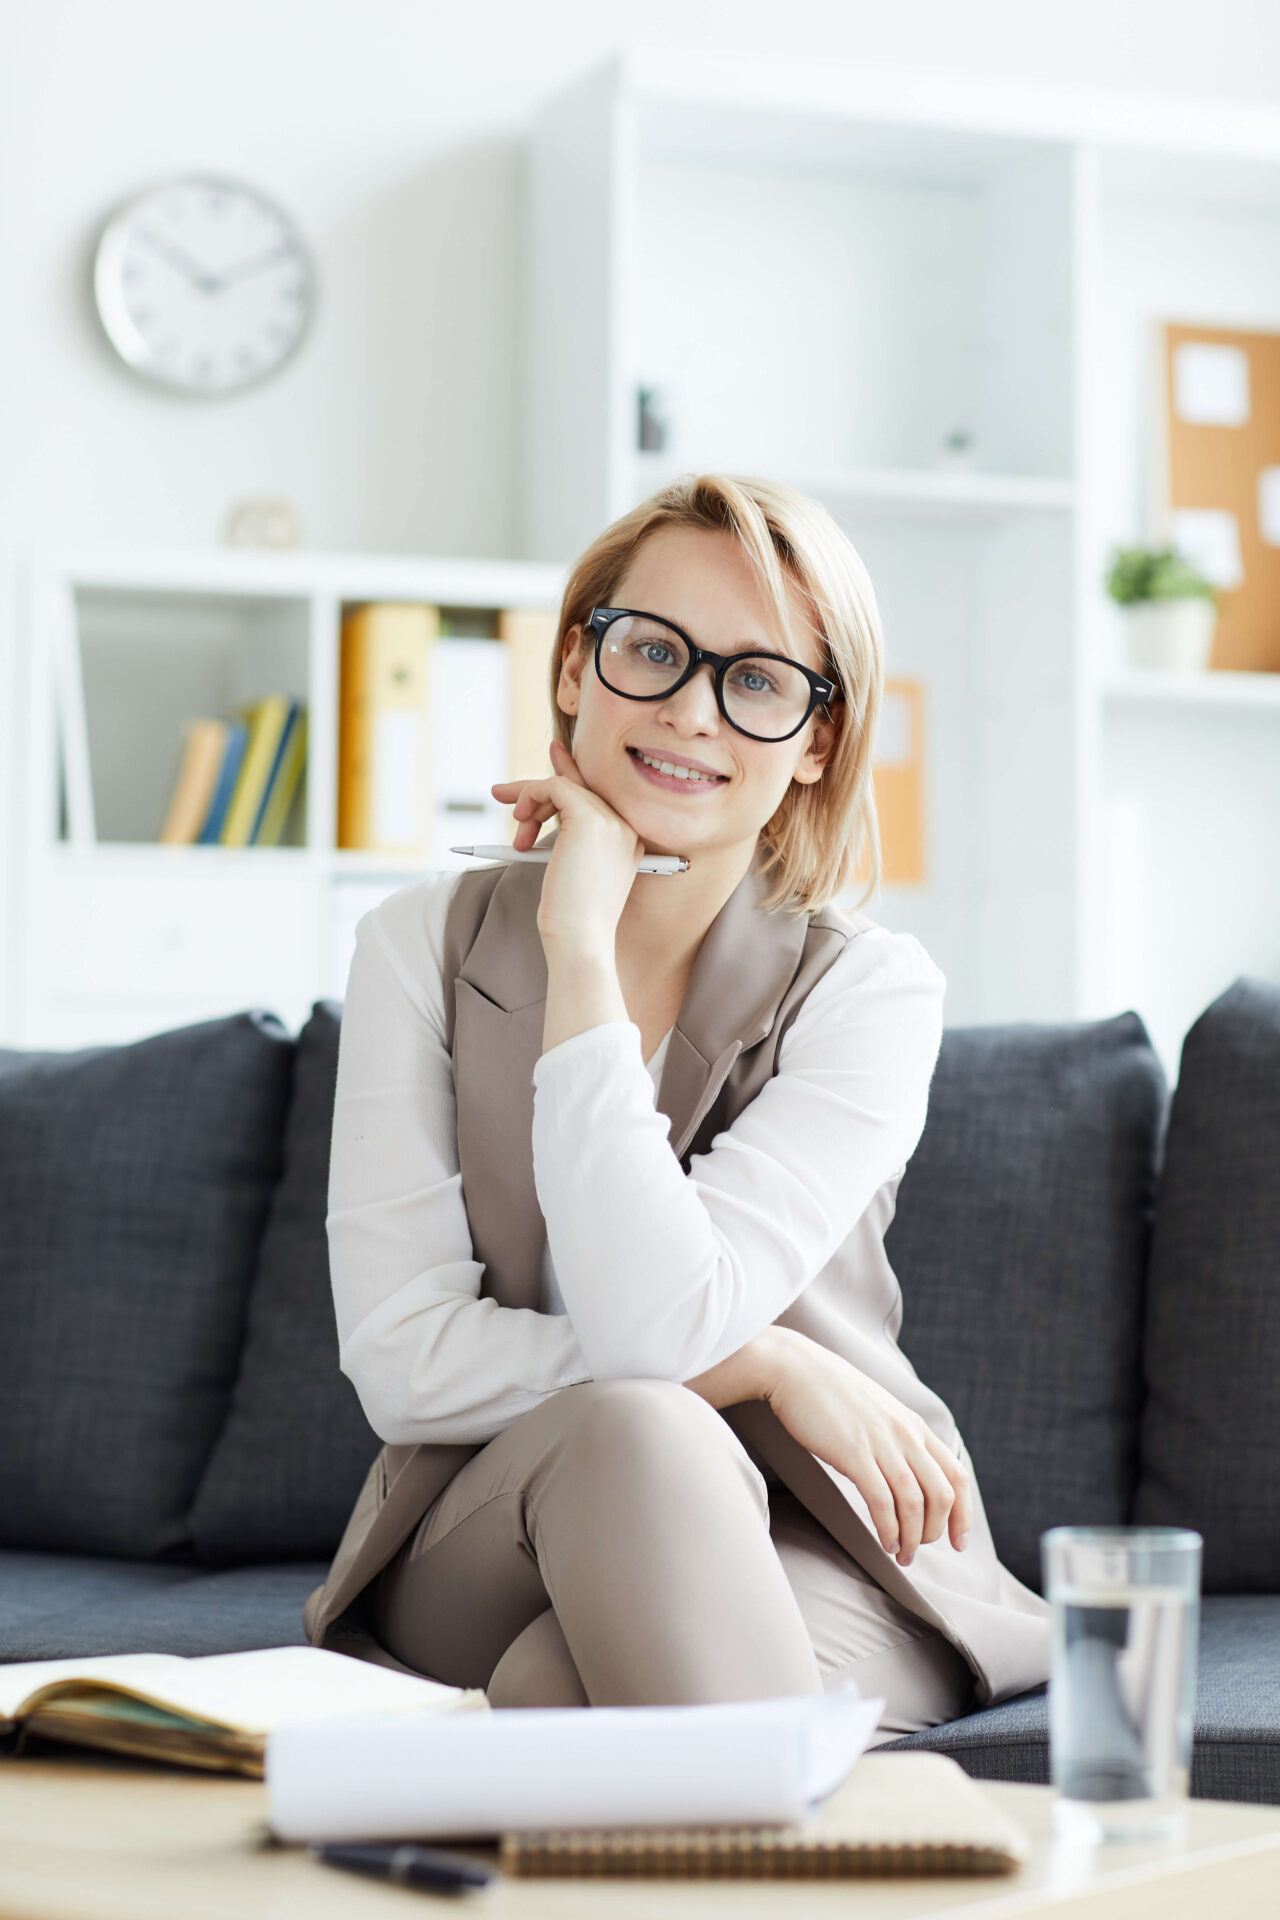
[688,1326,971,1567]
[491,739,644,961]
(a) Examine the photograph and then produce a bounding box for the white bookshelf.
[1104,670,1280,711]
[526,53,1280,1063]
[11,550,564,1048]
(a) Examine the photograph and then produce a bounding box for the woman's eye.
[732,667,776,695]
[636,641,675,665]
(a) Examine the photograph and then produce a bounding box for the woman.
[305,475,1050,1733]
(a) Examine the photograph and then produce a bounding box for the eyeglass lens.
[597,614,813,740]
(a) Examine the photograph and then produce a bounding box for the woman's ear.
[792,704,840,787]
[555,625,587,718]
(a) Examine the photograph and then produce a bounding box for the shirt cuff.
[532,1019,644,1084]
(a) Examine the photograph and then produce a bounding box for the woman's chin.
[586,766,740,859]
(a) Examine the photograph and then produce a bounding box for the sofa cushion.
[0,1550,324,1661]
[1135,979,1280,1591]
[884,1596,1280,1805]
[0,1013,292,1559]
[0,1552,202,1662]
[190,1004,380,1565]
[887,1014,1167,1593]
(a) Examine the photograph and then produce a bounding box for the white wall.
[2,0,1279,1020]
[2,1,1279,566]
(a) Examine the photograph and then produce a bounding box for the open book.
[0,1646,485,1777]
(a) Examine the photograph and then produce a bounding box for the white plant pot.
[1125,598,1217,672]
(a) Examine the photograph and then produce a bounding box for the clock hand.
[138,228,220,294]
[214,244,295,290]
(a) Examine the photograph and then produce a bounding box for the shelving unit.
[12,550,564,1048]
[9,58,1280,1067]
[632,458,1077,521]
[527,54,1280,1061]
[1104,670,1280,710]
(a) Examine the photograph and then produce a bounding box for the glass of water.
[1042,1527,1202,1843]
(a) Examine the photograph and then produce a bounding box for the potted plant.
[1104,545,1219,671]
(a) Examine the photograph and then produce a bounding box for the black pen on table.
[314,1840,498,1895]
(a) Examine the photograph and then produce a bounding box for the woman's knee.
[555,1379,764,1503]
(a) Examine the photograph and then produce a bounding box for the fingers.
[490,774,564,802]
[885,1437,964,1567]
[924,1432,973,1550]
[489,771,576,852]
[853,1459,903,1560]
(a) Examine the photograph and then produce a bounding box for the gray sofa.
[2,981,1277,1801]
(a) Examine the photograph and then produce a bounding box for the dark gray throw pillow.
[887,1014,1167,1593]
[1134,979,1280,1591]
[0,1013,292,1559]
[190,1003,381,1565]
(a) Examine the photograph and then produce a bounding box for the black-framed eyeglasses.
[585,607,840,744]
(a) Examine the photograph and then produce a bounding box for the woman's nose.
[661,662,720,729]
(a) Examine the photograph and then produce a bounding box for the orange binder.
[872,678,925,887]
[338,604,439,853]
[498,606,559,786]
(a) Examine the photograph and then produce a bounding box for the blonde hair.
[550,473,883,914]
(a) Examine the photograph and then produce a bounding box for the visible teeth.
[636,751,718,783]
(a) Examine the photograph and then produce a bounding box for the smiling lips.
[627,746,728,791]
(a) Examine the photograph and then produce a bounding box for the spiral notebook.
[498,1753,1031,1880]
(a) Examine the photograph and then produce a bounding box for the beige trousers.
[368,1380,974,1737]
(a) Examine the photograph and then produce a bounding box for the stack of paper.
[266,1683,885,1841]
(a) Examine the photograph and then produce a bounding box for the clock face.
[94,175,316,397]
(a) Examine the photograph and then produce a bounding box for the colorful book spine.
[159,719,229,845]
[196,721,250,844]
[251,705,308,846]
[219,695,294,848]
[338,604,439,853]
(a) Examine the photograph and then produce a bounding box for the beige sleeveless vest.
[303,847,1051,1705]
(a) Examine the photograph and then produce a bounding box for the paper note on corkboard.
[871,678,925,887]
[1162,322,1280,672]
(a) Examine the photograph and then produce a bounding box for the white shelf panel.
[632,459,1075,520]
[1103,670,1280,712]
[47,843,321,870]
[327,850,439,877]
[41,549,567,607]
[623,48,1280,167]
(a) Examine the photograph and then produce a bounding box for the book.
[219,695,294,847]
[499,1753,1031,1879]
[338,603,439,854]
[267,1683,884,1843]
[252,703,308,846]
[158,719,228,844]
[0,1646,485,1779]
[196,720,250,843]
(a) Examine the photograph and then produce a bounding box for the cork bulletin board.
[1162,322,1280,672]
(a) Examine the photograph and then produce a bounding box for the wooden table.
[2,1752,1279,1920]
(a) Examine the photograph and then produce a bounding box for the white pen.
[451,843,689,876]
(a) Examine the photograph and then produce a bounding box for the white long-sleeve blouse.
[328,869,946,1448]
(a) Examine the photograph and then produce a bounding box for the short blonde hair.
[551,473,883,914]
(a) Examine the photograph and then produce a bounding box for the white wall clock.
[93,174,316,397]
